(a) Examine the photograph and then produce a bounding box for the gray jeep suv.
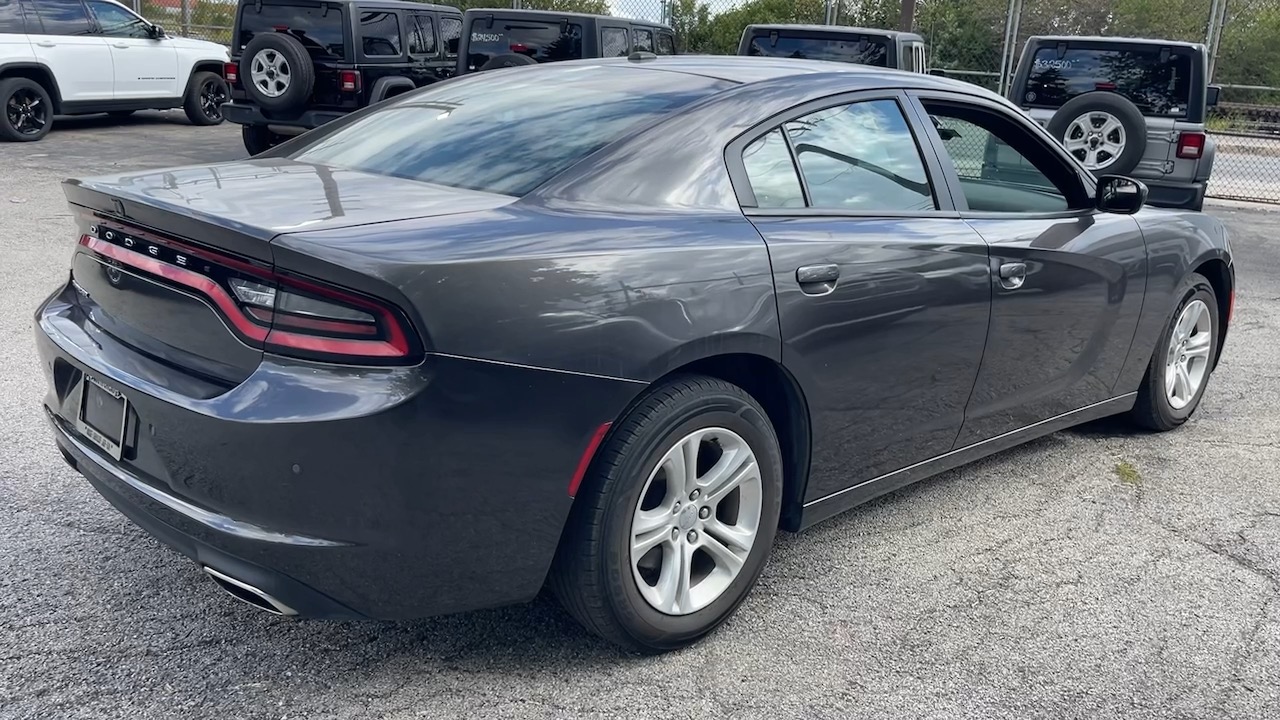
[1007,36,1220,211]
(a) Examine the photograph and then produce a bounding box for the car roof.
[743,24,924,42]
[1027,35,1206,50]
[306,0,459,10]
[600,55,971,89]
[461,7,672,28]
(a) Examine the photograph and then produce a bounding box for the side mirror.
[1096,175,1148,214]
[150,24,166,39]
[1207,85,1221,107]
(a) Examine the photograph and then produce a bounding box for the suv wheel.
[242,125,287,155]
[1047,92,1147,175]
[184,71,229,126]
[0,77,53,142]
[240,33,315,111]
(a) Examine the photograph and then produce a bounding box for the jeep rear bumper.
[221,103,347,131]
[1143,178,1207,211]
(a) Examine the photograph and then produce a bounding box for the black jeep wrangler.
[738,24,928,72]
[221,0,462,155]
[457,8,676,75]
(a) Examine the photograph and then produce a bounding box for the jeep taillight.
[339,70,361,93]
[1177,132,1206,159]
[224,62,238,85]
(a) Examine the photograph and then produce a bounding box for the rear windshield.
[746,33,889,67]
[238,2,345,60]
[290,66,730,196]
[1022,45,1194,117]
[464,19,583,71]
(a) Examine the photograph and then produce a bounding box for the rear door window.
[784,99,935,212]
[359,10,400,57]
[440,15,460,58]
[409,13,436,56]
[601,26,628,57]
[1022,45,1193,117]
[0,0,30,33]
[632,28,653,52]
[656,32,675,55]
[464,18,583,71]
[747,32,889,67]
[26,0,93,35]
[237,2,345,60]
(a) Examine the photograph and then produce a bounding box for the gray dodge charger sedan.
[36,55,1234,652]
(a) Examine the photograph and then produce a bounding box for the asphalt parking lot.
[1,113,1279,720]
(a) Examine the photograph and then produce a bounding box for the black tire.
[239,33,315,111]
[242,124,286,156]
[0,77,53,142]
[1130,272,1220,431]
[183,71,228,126]
[478,53,539,71]
[549,376,784,653]
[1047,92,1147,175]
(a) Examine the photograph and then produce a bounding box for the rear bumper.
[1142,178,1207,211]
[36,283,641,620]
[221,102,347,131]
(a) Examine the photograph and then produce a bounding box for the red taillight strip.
[82,235,269,342]
[80,235,408,359]
[568,422,613,498]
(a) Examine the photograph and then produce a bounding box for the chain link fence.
[141,0,1280,204]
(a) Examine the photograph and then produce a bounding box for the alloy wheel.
[5,88,47,136]
[630,427,762,616]
[200,78,228,120]
[250,49,291,98]
[1165,299,1213,410]
[1064,111,1127,170]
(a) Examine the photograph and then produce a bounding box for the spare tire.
[1047,92,1147,175]
[478,53,538,72]
[239,33,315,111]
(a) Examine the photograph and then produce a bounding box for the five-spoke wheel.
[551,376,782,653]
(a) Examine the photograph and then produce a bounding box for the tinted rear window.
[747,33,889,67]
[290,66,730,196]
[465,19,582,71]
[238,2,345,60]
[1022,45,1194,117]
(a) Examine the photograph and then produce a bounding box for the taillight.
[339,70,361,93]
[79,229,419,365]
[224,61,238,85]
[1177,132,1206,159]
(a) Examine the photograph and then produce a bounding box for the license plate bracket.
[76,375,129,461]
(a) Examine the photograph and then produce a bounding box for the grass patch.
[1114,460,1142,486]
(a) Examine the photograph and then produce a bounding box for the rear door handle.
[112,43,130,49]
[796,263,840,295]
[998,262,1027,290]
[36,41,56,47]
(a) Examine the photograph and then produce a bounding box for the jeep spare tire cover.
[240,33,316,111]
[1047,92,1147,175]
[478,53,538,71]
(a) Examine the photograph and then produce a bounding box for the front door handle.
[796,263,840,295]
[998,262,1027,290]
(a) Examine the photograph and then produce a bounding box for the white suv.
[0,0,230,141]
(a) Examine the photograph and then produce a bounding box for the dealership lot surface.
[2,114,1279,720]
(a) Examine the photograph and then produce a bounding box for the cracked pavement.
[1,115,1279,719]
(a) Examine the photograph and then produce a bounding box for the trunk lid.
[64,159,514,386]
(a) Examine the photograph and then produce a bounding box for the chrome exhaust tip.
[203,566,298,616]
